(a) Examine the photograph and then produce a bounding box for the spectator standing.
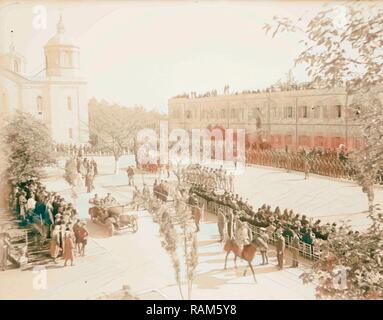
[256,228,269,265]
[0,229,11,271]
[304,159,310,179]
[91,159,98,176]
[50,225,61,263]
[276,233,285,270]
[291,231,300,267]
[63,230,75,267]
[75,222,89,257]
[126,166,135,186]
[217,209,227,242]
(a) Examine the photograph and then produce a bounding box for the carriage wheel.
[107,223,115,237]
[130,218,138,233]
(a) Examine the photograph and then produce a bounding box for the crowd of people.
[172,82,318,100]
[65,157,98,193]
[55,143,131,157]
[188,182,348,261]
[9,181,89,267]
[182,164,235,192]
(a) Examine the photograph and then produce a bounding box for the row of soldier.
[55,143,130,157]
[245,149,356,180]
[189,183,350,259]
[182,164,234,192]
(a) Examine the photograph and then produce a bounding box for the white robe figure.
[235,220,251,247]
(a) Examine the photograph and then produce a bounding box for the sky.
[0,0,332,113]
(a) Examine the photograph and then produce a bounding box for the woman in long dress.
[63,230,75,267]
[50,225,61,263]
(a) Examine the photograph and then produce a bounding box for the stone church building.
[0,16,89,144]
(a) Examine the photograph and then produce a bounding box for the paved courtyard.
[1,155,381,299]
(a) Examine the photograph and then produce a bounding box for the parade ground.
[1,156,382,300]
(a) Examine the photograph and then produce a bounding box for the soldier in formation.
[182,164,232,192]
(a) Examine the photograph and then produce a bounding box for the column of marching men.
[181,164,235,192]
[189,183,354,269]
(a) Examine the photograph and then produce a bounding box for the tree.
[88,98,163,174]
[151,199,199,300]
[64,157,80,206]
[264,2,383,185]
[1,112,56,187]
[264,1,383,299]
[301,209,383,299]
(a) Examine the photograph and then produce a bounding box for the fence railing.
[196,195,320,261]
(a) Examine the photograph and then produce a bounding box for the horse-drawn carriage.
[88,204,138,237]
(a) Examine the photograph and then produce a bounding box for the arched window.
[62,51,72,67]
[36,96,43,114]
[13,60,19,73]
[67,96,72,111]
[334,104,342,118]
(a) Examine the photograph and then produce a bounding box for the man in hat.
[304,158,310,179]
[226,209,235,239]
[276,232,285,270]
[126,166,135,186]
[217,209,227,242]
[132,185,142,210]
[291,230,300,268]
[50,224,61,263]
[104,193,116,206]
[75,221,89,257]
[256,228,269,265]
[63,230,75,267]
[90,194,100,206]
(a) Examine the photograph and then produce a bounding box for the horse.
[223,238,258,282]
[191,206,201,232]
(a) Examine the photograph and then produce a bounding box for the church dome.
[45,15,77,47]
[44,15,80,78]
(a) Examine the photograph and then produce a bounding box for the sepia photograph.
[0,0,382,302]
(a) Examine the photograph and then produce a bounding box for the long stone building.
[168,86,368,151]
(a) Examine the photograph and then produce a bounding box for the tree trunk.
[133,138,139,168]
[114,156,120,175]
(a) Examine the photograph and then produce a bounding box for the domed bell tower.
[44,15,80,78]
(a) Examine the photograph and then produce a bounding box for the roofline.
[0,68,86,85]
[168,87,347,103]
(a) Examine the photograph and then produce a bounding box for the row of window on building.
[36,95,73,114]
[35,96,74,140]
[173,104,346,121]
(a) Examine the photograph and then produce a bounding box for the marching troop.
[188,181,347,268]
[182,164,235,192]
[245,148,356,180]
